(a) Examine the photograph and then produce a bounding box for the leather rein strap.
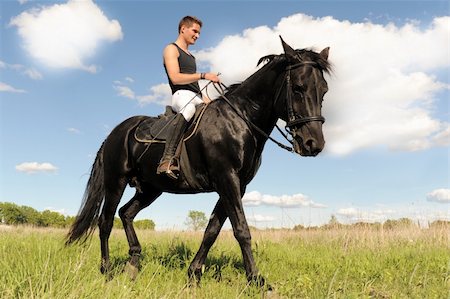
[213,82,294,152]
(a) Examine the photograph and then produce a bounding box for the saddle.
[134,104,208,143]
[134,104,209,190]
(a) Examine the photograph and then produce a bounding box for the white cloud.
[242,191,327,208]
[336,207,358,217]
[114,84,135,99]
[9,0,123,72]
[337,207,396,222]
[337,203,449,225]
[247,214,276,222]
[114,81,172,106]
[0,60,43,80]
[0,82,26,93]
[23,68,43,80]
[192,14,449,155]
[432,124,450,147]
[15,162,58,174]
[136,84,172,106]
[427,189,450,203]
[67,127,81,134]
[45,207,68,216]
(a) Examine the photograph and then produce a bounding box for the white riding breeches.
[171,90,204,121]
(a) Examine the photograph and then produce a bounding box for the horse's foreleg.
[219,180,262,284]
[188,198,227,283]
[119,189,161,279]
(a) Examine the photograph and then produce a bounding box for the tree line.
[0,202,155,230]
[2,203,447,231]
[292,215,449,230]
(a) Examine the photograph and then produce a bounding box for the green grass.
[0,226,448,298]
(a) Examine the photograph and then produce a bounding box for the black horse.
[66,38,331,285]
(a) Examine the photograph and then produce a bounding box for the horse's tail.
[66,142,105,245]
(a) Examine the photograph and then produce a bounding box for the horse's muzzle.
[292,126,325,157]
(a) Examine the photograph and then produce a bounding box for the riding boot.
[156,113,188,179]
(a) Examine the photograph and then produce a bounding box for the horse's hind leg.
[188,198,227,283]
[99,177,127,275]
[119,189,162,279]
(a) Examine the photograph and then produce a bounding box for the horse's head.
[278,37,331,157]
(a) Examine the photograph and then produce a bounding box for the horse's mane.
[223,48,332,96]
[258,49,332,74]
[225,83,241,94]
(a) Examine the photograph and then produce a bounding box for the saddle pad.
[135,106,176,142]
[134,104,208,143]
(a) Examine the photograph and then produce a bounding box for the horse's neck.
[232,64,283,131]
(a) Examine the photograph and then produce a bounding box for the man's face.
[181,23,201,45]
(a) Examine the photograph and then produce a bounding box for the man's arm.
[163,44,220,85]
[164,44,202,85]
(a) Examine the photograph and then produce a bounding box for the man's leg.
[156,113,188,179]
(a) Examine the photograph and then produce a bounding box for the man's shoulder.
[163,43,179,57]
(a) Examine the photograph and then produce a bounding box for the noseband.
[278,61,325,131]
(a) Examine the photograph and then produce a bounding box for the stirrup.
[157,158,180,179]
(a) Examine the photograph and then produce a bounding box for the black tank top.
[164,43,201,95]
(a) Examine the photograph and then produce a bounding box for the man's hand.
[205,73,220,83]
[203,95,212,104]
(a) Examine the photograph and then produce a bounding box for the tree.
[293,224,305,231]
[19,205,40,225]
[113,217,123,229]
[322,214,342,229]
[429,220,450,229]
[113,217,155,229]
[38,210,66,227]
[0,202,27,225]
[185,210,208,231]
[135,219,155,230]
[383,218,415,230]
[329,215,339,226]
[64,216,76,227]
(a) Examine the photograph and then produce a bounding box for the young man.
[157,16,220,179]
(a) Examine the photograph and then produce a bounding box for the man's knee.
[181,105,196,121]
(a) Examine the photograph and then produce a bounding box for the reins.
[138,59,325,162]
[212,82,295,153]
[212,60,325,154]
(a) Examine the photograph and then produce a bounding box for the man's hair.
[178,16,202,33]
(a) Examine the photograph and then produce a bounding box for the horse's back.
[103,115,150,176]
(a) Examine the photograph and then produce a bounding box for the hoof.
[188,266,203,286]
[124,261,139,280]
[100,260,111,275]
[249,274,272,290]
[100,262,113,281]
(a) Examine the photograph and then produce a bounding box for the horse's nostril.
[305,139,322,156]
[305,139,315,149]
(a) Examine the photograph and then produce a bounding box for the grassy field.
[0,225,448,298]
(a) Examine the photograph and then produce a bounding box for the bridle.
[213,59,325,153]
[277,60,325,133]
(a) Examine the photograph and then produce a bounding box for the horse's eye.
[293,85,304,94]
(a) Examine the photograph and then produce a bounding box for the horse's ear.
[280,36,297,61]
[320,47,330,61]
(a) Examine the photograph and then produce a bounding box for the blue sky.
[1,0,449,229]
